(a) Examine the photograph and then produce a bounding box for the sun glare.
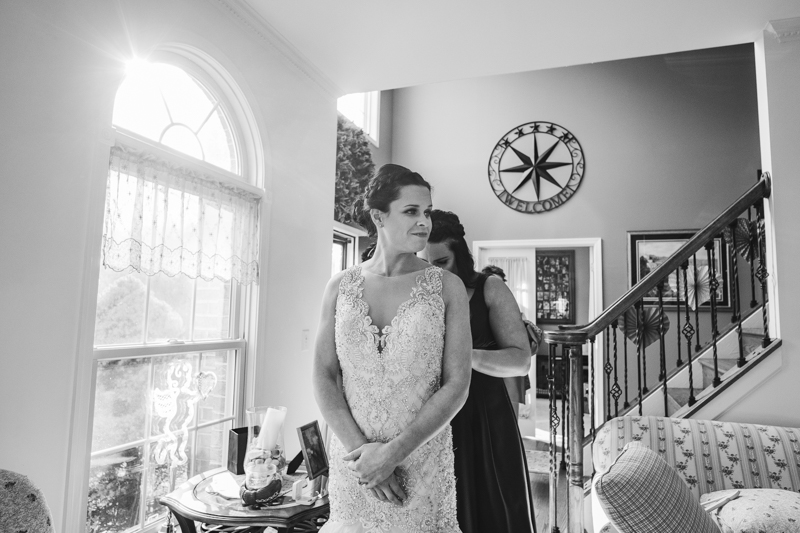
[125,57,152,80]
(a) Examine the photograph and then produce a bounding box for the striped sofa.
[590,416,800,533]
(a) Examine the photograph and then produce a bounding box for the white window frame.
[64,45,267,533]
[333,221,367,274]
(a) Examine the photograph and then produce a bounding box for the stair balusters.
[681,261,696,406]
[589,336,596,441]
[604,326,612,420]
[561,346,568,470]
[678,261,695,405]
[756,200,771,348]
[611,320,620,417]
[692,255,702,351]
[729,221,746,367]
[706,240,722,387]
[547,342,560,533]
[636,301,643,415]
[658,281,669,416]
[748,207,758,308]
[675,267,683,367]
[623,329,630,409]
[641,310,648,394]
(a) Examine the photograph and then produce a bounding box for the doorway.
[472,238,603,442]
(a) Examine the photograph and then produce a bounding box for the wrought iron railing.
[542,173,773,532]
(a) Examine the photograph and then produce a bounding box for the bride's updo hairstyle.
[429,209,478,288]
[353,164,431,260]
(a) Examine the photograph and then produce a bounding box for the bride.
[312,164,471,533]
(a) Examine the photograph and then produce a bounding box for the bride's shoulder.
[437,269,467,300]
[322,267,356,299]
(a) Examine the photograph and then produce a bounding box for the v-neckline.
[355,265,431,354]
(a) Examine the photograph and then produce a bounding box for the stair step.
[713,331,763,360]
[699,358,738,388]
[667,387,693,408]
[666,391,682,416]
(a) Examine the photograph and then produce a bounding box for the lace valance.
[102,144,261,285]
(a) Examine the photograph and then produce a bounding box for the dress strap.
[407,266,444,312]
[337,265,364,302]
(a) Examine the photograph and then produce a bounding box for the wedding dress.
[321,265,461,533]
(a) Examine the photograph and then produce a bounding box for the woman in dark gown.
[421,210,536,533]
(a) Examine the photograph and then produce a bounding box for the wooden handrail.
[544,174,771,345]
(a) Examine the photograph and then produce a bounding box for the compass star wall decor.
[487,121,585,213]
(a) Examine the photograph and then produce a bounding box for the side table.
[160,467,329,533]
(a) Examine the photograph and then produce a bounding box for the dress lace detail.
[323,265,460,533]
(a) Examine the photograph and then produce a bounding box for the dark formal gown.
[451,273,536,533]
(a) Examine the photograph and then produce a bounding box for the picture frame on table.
[627,229,731,308]
[297,421,329,480]
[535,250,576,324]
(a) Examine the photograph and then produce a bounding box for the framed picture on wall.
[627,229,731,308]
[535,250,576,324]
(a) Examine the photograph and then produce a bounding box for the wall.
[391,44,761,312]
[0,0,336,529]
[391,44,763,391]
[719,26,800,428]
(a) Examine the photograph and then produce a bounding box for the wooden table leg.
[170,509,198,533]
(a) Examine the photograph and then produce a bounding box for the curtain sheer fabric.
[102,144,260,285]
[487,257,529,317]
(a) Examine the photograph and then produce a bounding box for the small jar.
[244,456,278,490]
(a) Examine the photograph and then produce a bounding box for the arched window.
[113,60,240,174]
[86,52,261,533]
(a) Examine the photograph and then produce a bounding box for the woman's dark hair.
[354,164,432,260]
[481,265,507,281]
[429,209,478,288]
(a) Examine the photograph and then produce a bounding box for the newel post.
[543,329,588,533]
[567,343,585,533]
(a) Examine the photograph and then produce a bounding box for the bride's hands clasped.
[343,442,407,505]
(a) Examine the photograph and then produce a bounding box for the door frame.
[472,237,603,325]
[473,237,606,426]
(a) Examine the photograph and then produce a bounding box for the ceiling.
[237,0,800,94]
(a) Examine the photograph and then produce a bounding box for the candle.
[256,406,286,451]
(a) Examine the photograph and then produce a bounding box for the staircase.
[621,307,778,420]
[539,174,779,532]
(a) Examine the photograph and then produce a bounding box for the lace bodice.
[323,265,460,533]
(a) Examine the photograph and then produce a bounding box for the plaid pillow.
[594,442,720,533]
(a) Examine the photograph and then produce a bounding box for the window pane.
[150,353,200,439]
[113,65,170,142]
[198,105,237,173]
[337,93,366,129]
[146,272,193,343]
[95,268,148,346]
[92,358,149,452]
[86,446,144,533]
[196,351,233,425]
[193,421,231,476]
[193,278,232,340]
[332,241,345,276]
[161,124,204,161]
[144,440,189,524]
[159,66,214,133]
